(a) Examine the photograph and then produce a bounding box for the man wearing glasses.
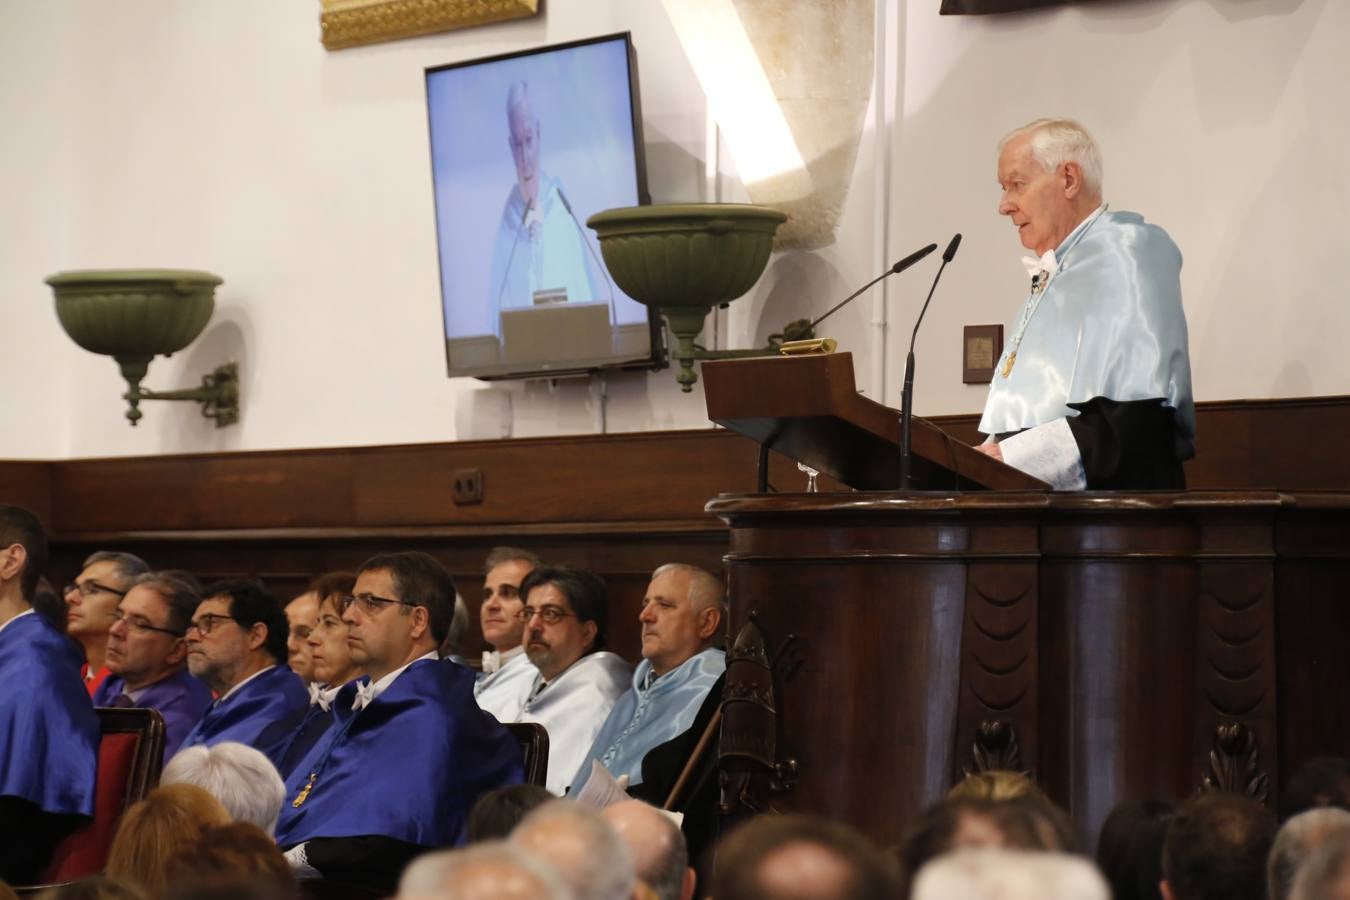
[63,550,150,696]
[93,572,213,763]
[0,505,98,884]
[180,579,308,755]
[499,566,630,794]
[275,551,522,889]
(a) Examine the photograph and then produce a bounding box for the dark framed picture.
[963,325,1003,384]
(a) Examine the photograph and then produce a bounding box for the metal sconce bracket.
[120,361,240,428]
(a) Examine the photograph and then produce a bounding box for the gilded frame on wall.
[320,0,540,51]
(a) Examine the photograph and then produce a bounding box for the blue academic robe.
[255,699,336,781]
[275,658,523,849]
[568,648,726,794]
[0,612,99,817]
[178,664,308,759]
[95,669,213,764]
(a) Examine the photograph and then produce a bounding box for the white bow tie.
[352,679,377,712]
[482,650,502,675]
[308,682,335,712]
[1021,250,1059,282]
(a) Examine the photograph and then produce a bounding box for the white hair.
[161,741,286,836]
[399,841,573,900]
[1270,808,1350,900]
[512,800,635,900]
[651,563,726,613]
[912,848,1109,900]
[999,118,1103,199]
[1291,828,1350,900]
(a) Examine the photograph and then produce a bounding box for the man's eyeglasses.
[514,605,577,625]
[65,580,127,599]
[339,593,421,615]
[112,609,184,638]
[187,613,239,636]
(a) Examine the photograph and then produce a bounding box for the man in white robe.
[504,566,630,794]
[474,547,540,721]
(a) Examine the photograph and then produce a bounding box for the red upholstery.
[40,731,140,881]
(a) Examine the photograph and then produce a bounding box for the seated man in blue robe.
[0,505,99,884]
[569,563,726,864]
[95,572,213,764]
[179,579,308,756]
[976,118,1196,490]
[275,551,523,889]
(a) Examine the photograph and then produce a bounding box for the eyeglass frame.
[514,604,579,626]
[64,580,128,599]
[339,593,423,615]
[111,608,185,638]
[186,612,240,636]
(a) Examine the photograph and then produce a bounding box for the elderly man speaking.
[975,118,1195,491]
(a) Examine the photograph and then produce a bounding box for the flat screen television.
[425,32,662,380]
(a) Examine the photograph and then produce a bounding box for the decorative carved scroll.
[963,719,1027,777]
[319,0,539,51]
[719,611,801,818]
[1200,722,1269,804]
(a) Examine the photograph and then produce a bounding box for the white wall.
[1,0,1346,461]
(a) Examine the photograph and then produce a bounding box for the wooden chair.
[505,722,550,787]
[34,707,166,884]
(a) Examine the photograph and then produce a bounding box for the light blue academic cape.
[979,209,1195,461]
[568,647,725,794]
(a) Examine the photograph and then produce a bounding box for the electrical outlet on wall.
[451,468,483,505]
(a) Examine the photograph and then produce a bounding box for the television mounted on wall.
[425,32,662,381]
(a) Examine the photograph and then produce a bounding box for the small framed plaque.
[962,324,1003,384]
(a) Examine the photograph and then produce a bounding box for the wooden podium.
[701,353,1350,848]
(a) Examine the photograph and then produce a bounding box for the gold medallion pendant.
[1001,351,1017,378]
[292,772,317,808]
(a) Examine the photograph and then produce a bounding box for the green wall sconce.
[46,269,240,427]
[587,203,810,392]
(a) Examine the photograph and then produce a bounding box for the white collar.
[218,664,276,703]
[353,651,438,711]
[0,607,35,638]
[308,681,343,712]
[481,644,526,674]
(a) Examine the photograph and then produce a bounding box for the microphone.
[556,186,618,323]
[806,243,938,333]
[899,233,962,490]
[495,195,535,324]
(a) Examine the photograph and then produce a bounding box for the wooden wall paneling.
[0,462,53,528]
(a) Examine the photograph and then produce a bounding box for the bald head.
[603,800,694,900]
[398,841,571,900]
[513,801,634,900]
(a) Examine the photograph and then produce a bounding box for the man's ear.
[1061,161,1083,200]
[679,866,696,900]
[582,619,598,653]
[165,638,189,667]
[697,605,723,641]
[409,605,431,642]
[247,622,267,652]
[1160,879,1176,900]
[0,543,27,584]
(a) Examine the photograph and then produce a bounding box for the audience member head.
[185,579,288,695]
[996,118,1104,256]
[481,546,541,653]
[282,589,320,682]
[1096,798,1174,900]
[32,575,67,632]
[713,813,899,900]
[162,822,295,900]
[106,572,199,692]
[398,840,572,900]
[519,566,608,680]
[1268,807,1350,900]
[347,551,456,681]
[1160,792,1277,900]
[468,783,555,842]
[159,569,204,595]
[948,770,1046,804]
[1290,827,1350,900]
[639,563,724,677]
[443,591,471,658]
[105,783,232,896]
[31,877,147,900]
[0,504,48,609]
[305,572,360,686]
[911,847,1109,900]
[512,800,636,900]
[1280,757,1350,822]
[161,741,287,835]
[603,799,696,900]
[63,551,150,657]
